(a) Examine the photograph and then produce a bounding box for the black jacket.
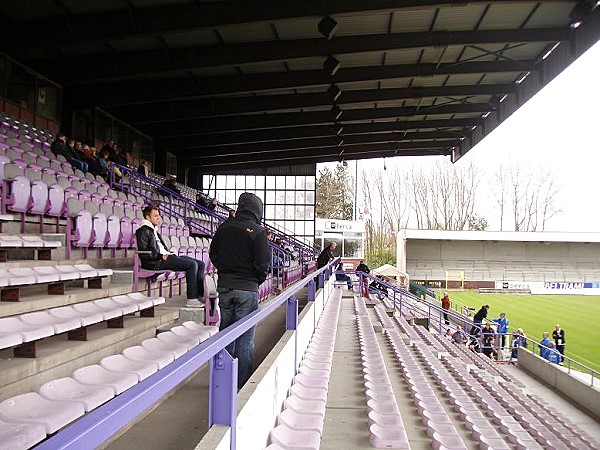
[316,246,333,269]
[209,193,270,291]
[356,262,370,274]
[135,224,169,270]
[473,306,488,323]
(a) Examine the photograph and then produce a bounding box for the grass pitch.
[446,291,600,374]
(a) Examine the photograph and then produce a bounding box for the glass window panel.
[295,222,305,236]
[286,176,295,189]
[306,221,315,235]
[245,176,254,190]
[306,176,315,190]
[306,191,315,203]
[265,204,275,220]
[276,205,285,219]
[295,191,305,204]
[295,206,305,218]
[276,176,285,189]
[286,191,295,204]
[266,190,275,203]
[266,176,275,189]
[285,205,294,219]
[306,206,315,219]
[343,237,363,258]
[255,176,265,189]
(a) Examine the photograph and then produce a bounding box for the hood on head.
[237,192,263,223]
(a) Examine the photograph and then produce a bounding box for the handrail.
[35,258,340,450]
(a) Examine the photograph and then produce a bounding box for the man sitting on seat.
[135,205,205,308]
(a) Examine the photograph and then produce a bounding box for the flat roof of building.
[399,229,600,244]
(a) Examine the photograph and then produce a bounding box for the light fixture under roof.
[323,56,341,76]
[318,15,338,40]
[332,105,343,120]
[327,84,342,101]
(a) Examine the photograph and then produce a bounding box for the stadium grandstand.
[0,1,599,449]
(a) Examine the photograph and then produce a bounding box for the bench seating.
[0,235,61,262]
[0,293,165,357]
[0,321,218,449]
[0,264,112,301]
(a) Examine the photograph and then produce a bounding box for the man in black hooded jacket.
[209,192,270,388]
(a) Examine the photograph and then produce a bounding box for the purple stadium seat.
[71,209,94,259]
[106,214,122,257]
[6,175,32,232]
[29,180,50,231]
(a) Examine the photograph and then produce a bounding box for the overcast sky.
[322,40,600,232]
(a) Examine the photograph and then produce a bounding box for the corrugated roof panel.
[459,45,512,62]
[286,57,328,71]
[411,75,450,88]
[445,74,490,86]
[275,17,323,40]
[502,42,549,60]
[336,52,385,67]
[333,12,391,36]
[110,36,160,52]
[344,103,376,110]
[433,3,489,31]
[480,71,524,84]
[294,86,327,94]
[218,22,275,44]
[191,66,240,77]
[419,46,464,64]
[390,8,436,33]
[339,80,380,90]
[379,78,412,89]
[164,29,221,47]
[384,48,422,65]
[525,3,573,28]
[239,61,288,74]
[479,3,536,30]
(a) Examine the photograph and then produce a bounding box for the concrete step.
[0,282,134,317]
[0,308,179,401]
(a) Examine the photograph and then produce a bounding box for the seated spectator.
[227,210,236,220]
[195,193,210,210]
[138,160,150,177]
[97,150,111,179]
[451,325,467,344]
[468,329,481,353]
[368,276,388,300]
[81,145,103,176]
[335,262,352,290]
[481,322,495,339]
[482,336,497,359]
[51,133,88,173]
[444,328,453,340]
[208,197,218,211]
[162,175,180,194]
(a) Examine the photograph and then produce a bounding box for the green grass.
[446,291,600,373]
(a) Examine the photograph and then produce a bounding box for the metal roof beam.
[3,1,568,51]
[139,104,489,136]
[154,118,481,146]
[73,60,532,107]
[32,28,567,83]
[111,83,515,124]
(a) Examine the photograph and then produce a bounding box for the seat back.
[7,175,32,213]
[30,179,50,215]
[73,210,94,247]
[47,183,66,217]
[106,214,122,248]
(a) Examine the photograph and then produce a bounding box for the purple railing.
[34,258,339,450]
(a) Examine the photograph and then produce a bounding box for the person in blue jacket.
[492,312,509,348]
[546,342,560,364]
[539,331,551,359]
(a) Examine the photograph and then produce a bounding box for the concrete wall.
[518,349,600,421]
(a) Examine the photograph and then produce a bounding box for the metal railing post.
[209,350,238,450]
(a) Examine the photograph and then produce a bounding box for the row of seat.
[0,235,61,262]
[0,319,219,450]
[267,288,343,449]
[372,296,595,450]
[0,263,111,302]
[0,291,162,357]
[355,299,410,448]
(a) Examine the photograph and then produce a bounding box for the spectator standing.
[316,242,337,269]
[441,292,451,325]
[356,260,370,274]
[539,331,551,359]
[471,304,490,335]
[209,193,270,388]
[546,342,561,364]
[162,175,180,194]
[138,160,150,177]
[552,324,566,364]
[135,205,205,308]
[510,328,527,362]
[492,312,509,348]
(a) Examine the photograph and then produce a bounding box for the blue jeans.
[160,255,205,299]
[218,288,259,388]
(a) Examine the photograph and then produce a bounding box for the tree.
[315,164,353,220]
[491,162,562,231]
